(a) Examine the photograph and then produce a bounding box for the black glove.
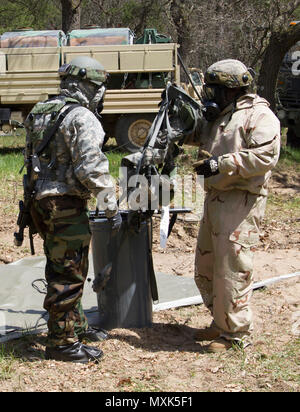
[107,211,122,235]
[193,156,219,178]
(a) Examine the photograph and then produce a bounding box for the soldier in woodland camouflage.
[25,56,121,363]
[180,59,281,352]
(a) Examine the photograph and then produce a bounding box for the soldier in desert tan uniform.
[182,59,281,351]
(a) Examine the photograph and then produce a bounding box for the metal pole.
[177,52,203,103]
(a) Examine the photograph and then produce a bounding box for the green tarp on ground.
[0,255,201,342]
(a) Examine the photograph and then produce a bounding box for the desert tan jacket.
[186,94,281,196]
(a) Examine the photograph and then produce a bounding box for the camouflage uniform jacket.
[186,94,281,196]
[25,95,117,212]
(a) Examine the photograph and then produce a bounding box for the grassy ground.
[0,305,299,392]
[0,133,126,180]
[1,129,299,177]
[0,129,299,228]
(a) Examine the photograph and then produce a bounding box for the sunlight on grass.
[0,344,16,381]
[0,134,299,206]
[253,338,300,386]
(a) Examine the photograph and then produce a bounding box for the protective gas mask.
[79,80,106,117]
[89,85,106,117]
[202,84,230,122]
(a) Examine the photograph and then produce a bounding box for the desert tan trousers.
[195,189,267,343]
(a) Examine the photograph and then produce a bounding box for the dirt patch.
[0,174,299,392]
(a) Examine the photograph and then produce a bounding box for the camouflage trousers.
[195,189,267,343]
[32,196,91,347]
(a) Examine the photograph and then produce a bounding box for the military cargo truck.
[0,28,180,151]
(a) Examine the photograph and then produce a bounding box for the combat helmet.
[204,59,253,88]
[58,56,108,86]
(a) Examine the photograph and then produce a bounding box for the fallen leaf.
[117,377,132,386]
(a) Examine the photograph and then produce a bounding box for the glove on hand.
[107,211,122,235]
[193,156,219,178]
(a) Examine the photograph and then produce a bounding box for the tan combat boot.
[207,338,236,353]
[194,325,220,341]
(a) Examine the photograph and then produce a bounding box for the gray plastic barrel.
[89,212,153,330]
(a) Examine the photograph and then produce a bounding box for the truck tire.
[115,114,155,152]
[287,128,300,149]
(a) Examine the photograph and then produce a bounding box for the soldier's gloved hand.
[106,211,122,235]
[142,147,154,167]
[193,156,219,178]
[96,192,121,231]
[156,130,168,149]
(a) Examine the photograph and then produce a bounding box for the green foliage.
[122,0,143,23]
[120,0,166,35]
[0,0,61,33]
[0,1,32,32]
[0,0,167,36]
[291,5,300,20]
[81,0,167,37]
[279,145,300,167]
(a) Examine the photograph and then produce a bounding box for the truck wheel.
[287,128,300,148]
[115,114,155,152]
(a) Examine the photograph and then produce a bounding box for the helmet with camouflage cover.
[59,56,108,115]
[58,56,108,86]
[204,59,253,88]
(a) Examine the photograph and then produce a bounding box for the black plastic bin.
[89,211,154,330]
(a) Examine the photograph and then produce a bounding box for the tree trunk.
[61,0,81,33]
[258,24,300,111]
[170,0,193,67]
[257,33,287,110]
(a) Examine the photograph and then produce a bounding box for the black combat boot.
[78,326,108,342]
[45,341,103,363]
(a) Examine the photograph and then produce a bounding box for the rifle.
[14,167,37,255]
[135,82,201,175]
[177,52,203,103]
[120,82,201,211]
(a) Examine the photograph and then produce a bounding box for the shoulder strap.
[34,103,80,156]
